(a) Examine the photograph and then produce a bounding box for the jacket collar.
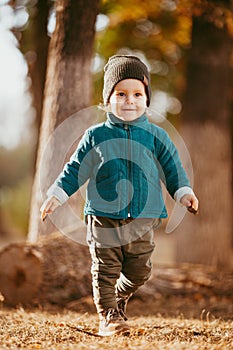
[106,112,148,127]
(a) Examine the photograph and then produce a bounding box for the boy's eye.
[135,93,142,97]
[117,92,125,97]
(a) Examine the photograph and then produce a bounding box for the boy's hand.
[40,196,62,221]
[180,194,199,215]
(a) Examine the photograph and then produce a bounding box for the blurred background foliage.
[0,0,232,240]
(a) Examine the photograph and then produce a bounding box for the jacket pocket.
[87,171,125,215]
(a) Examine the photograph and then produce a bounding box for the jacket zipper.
[124,124,132,217]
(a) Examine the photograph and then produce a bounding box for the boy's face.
[109,79,147,121]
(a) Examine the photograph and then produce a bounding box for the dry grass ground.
[0,295,232,349]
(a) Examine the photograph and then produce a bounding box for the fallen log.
[0,244,43,306]
[0,231,92,306]
[0,231,232,307]
[137,263,233,299]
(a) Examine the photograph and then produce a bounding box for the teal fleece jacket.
[50,113,191,219]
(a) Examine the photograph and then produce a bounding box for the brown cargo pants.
[86,215,161,313]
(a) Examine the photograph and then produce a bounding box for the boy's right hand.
[40,196,62,221]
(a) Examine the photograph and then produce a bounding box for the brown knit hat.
[103,55,151,107]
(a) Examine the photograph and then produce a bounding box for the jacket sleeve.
[48,130,93,200]
[155,129,191,198]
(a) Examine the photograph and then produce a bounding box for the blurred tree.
[0,146,32,237]
[0,1,51,239]
[21,0,50,140]
[175,2,233,269]
[95,0,192,102]
[28,0,100,241]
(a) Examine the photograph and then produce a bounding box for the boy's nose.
[126,95,134,104]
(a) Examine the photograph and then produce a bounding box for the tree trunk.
[175,16,233,269]
[23,0,50,132]
[28,0,100,242]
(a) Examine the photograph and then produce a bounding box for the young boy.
[40,55,198,336]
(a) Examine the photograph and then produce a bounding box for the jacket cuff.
[47,184,69,204]
[174,186,194,205]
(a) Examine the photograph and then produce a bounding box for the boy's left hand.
[180,194,199,214]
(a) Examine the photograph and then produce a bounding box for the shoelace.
[104,308,121,326]
[117,293,132,321]
[118,300,128,321]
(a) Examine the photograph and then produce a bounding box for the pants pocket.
[86,215,95,247]
[153,218,162,231]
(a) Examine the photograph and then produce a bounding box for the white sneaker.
[98,308,130,336]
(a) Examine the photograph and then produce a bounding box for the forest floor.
[0,293,232,349]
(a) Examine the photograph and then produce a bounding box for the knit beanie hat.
[103,55,151,107]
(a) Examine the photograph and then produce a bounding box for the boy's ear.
[99,103,111,113]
